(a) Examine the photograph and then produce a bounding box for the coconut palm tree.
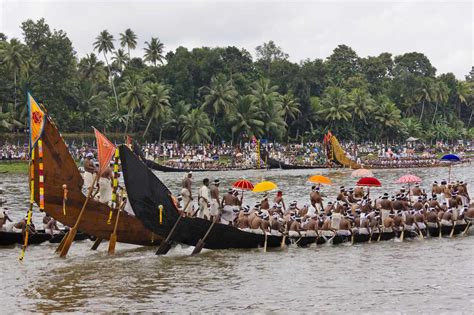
[400,117,422,138]
[181,109,214,144]
[93,30,119,110]
[374,96,401,140]
[250,78,285,139]
[201,74,237,123]
[78,53,107,82]
[143,37,165,66]
[454,81,471,121]
[431,80,449,124]
[0,38,30,108]
[166,101,191,135]
[227,95,264,141]
[318,86,352,124]
[415,79,434,122]
[143,83,171,138]
[349,88,375,125]
[0,103,24,131]
[112,48,129,73]
[119,28,138,59]
[119,75,147,133]
[72,81,107,131]
[280,92,301,123]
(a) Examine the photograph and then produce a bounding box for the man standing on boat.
[198,178,210,220]
[210,179,221,221]
[181,171,193,216]
[83,152,96,191]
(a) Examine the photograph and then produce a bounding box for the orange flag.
[94,128,116,176]
[28,93,46,152]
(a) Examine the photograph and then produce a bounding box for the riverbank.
[0,161,29,174]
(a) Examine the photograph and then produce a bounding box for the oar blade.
[191,239,205,255]
[108,234,117,255]
[90,238,103,250]
[155,241,172,255]
[59,228,77,257]
[55,231,69,253]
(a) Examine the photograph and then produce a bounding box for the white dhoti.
[415,222,426,230]
[337,229,351,236]
[427,222,438,228]
[98,177,112,205]
[220,205,235,224]
[210,199,220,216]
[83,172,95,190]
[440,219,452,226]
[198,199,210,219]
[180,188,192,214]
[288,230,300,238]
[357,227,369,235]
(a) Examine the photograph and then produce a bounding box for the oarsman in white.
[210,179,221,221]
[198,178,210,220]
[181,172,193,216]
[98,166,113,205]
[83,152,96,190]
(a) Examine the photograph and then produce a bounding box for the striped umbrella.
[232,179,254,191]
[351,168,373,178]
[395,174,422,205]
[395,174,421,184]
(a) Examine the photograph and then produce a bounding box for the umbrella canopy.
[252,181,278,193]
[232,179,254,191]
[307,175,332,185]
[406,137,419,142]
[440,154,461,162]
[356,177,382,187]
[351,168,373,178]
[395,174,421,184]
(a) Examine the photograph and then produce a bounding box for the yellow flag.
[28,93,45,151]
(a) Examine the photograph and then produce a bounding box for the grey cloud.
[1,0,472,78]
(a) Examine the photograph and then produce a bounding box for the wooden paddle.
[59,175,98,257]
[55,231,69,253]
[90,238,103,250]
[377,225,382,242]
[191,216,218,255]
[156,199,192,255]
[438,221,442,238]
[263,229,268,252]
[449,221,456,238]
[462,221,471,236]
[107,189,125,255]
[414,222,424,240]
[400,225,405,242]
[280,223,288,248]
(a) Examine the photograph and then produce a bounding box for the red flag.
[94,128,116,176]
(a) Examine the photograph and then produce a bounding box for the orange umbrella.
[307,175,332,185]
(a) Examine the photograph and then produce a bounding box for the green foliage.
[0,18,472,143]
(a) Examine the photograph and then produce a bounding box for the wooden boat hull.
[427,224,467,237]
[32,119,160,246]
[0,231,52,245]
[265,157,325,170]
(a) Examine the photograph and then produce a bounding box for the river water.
[0,164,473,313]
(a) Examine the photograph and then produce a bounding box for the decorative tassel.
[107,148,120,224]
[19,147,35,261]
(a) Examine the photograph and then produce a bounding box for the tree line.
[0,18,473,144]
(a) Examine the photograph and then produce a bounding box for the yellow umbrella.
[307,175,332,185]
[252,181,278,193]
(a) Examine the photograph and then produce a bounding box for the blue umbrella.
[440,154,460,181]
[440,154,461,162]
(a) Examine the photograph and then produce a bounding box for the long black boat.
[0,229,90,246]
[119,145,454,251]
[265,156,326,170]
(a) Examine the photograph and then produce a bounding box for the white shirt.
[198,185,210,202]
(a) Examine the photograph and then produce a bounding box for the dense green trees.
[0,18,473,144]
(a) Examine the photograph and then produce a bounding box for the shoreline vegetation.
[0,18,472,146]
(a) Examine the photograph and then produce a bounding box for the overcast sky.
[1,0,472,78]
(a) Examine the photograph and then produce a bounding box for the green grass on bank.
[0,161,29,174]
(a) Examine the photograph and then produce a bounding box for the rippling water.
[0,164,473,312]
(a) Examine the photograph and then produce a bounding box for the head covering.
[86,152,94,158]
[214,179,220,185]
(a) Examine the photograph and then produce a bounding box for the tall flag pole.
[19,93,46,261]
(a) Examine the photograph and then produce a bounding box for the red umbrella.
[232,179,254,202]
[356,177,381,198]
[232,179,254,191]
[356,177,382,187]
